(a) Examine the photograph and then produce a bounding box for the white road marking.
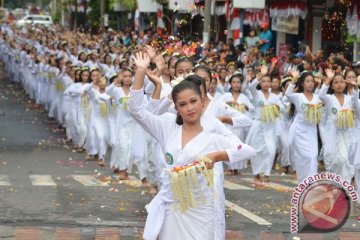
[0,175,11,186]
[225,200,272,225]
[71,175,108,186]
[29,175,56,186]
[224,180,254,190]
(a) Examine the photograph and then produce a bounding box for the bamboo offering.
[167,157,214,213]
[336,109,354,129]
[260,105,281,123]
[304,103,323,124]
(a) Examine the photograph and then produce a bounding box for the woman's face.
[81,71,90,83]
[345,71,356,82]
[331,75,346,93]
[195,69,211,91]
[302,75,315,92]
[175,89,203,124]
[228,65,236,75]
[80,53,86,61]
[271,78,280,91]
[91,71,100,84]
[219,69,227,79]
[175,61,193,77]
[260,76,271,91]
[230,77,242,92]
[122,70,132,86]
[209,79,217,92]
[105,55,112,65]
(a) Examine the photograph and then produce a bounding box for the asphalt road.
[0,63,359,239]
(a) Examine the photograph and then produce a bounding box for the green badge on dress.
[301,103,307,110]
[165,152,174,165]
[259,100,264,106]
[332,107,337,114]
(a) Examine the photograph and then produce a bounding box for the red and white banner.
[157,5,165,35]
[231,8,241,46]
[270,1,308,19]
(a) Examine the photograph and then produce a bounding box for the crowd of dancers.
[1,22,360,239]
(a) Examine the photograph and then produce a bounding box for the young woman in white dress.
[319,69,359,182]
[285,70,322,182]
[129,52,256,240]
[245,65,283,183]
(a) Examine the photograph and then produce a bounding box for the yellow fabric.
[304,103,322,124]
[55,81,65,92]
[260,105,281,123]
[336,109,354,129]
[121,97,129,110]
[231,103,247,113]
[81,94,88,108]
[167,157,214,213]
[48,72,55,80]
[99,102,108,117]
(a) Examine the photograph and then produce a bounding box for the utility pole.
[61,0,65,26]
[203,0,211,43]
[100,0,105,28]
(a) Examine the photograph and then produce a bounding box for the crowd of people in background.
[0,21,360,238]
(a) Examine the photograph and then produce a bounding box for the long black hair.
[289,71,314,118]
[326,74,347,94]
[229,73,244,92]
[172,77,202,125]
[184,74,207,97]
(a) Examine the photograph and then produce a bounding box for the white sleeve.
[318,84,332,107]
[214,135,256,164]
[217,101,253,128]
[129,89,173,149]
[285,83,298,105]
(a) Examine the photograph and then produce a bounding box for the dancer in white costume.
[107,69,139,180]
[285,70,321,182]
[319,69,359,182]
[219,72,253,172]
[64,67,91,152]
[85,76,111,166]
[245,65,283,182]
[144,61,253,240]
[129,52,256,240]
[84,68,101,161]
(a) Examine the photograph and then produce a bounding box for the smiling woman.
[128,51,256,240]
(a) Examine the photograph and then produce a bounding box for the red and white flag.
[231,8,241,46]
[157,4,165,35]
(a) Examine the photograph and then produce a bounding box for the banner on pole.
[271,16,299,35]
[233,0,265,9]
[137,0,158,13]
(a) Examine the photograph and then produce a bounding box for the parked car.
[16,15,53,27]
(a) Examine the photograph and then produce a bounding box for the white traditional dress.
[245,78,283,176]
[286,83,321,182]
[319,85,359,182]
[129,89,256,240]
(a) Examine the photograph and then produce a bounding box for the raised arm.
[129,52,172,148]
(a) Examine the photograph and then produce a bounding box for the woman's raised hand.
[133,52,150,71]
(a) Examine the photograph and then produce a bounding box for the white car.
[16,15,53,27]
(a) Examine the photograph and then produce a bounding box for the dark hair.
[256,74,271,90]
[289,72,314,118]
[229,73,244,92]
[80,68,91,83]
[168,55,180,68]
[344,69,356,79]
[194,65,212,80]
[171,78,202,125]
[184,74,207,96]
[74,68,82,83]
[326,74,347,94]
[89,68,100,83]
[174,57,194,76]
